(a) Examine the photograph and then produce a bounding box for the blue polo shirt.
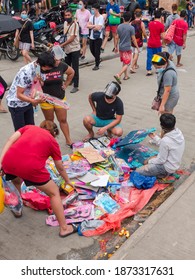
[106,3,120,26]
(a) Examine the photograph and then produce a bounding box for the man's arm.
[97,115,122,135]
[88,94,96,115]
[17,86,46,106]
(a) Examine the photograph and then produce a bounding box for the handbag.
[151,67,176,111]
[164,23,176,45]
[14,20,29,48]
[59,22,75,44]
[109,14,121,25]
[93,16,101,39]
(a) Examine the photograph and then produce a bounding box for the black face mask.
[64,17,72,24]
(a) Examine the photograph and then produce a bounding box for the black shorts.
[5,173,50,187]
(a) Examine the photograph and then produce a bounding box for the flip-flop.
[114,75,121,84]
[66,143,73,149]
[123,76,130,80]
[59,223,78,238]
[130,69,136,74]
[146,72,153,76]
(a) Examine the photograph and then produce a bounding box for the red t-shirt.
[172,19,188,46]
[2,125,62,183]
[148,20,165,48]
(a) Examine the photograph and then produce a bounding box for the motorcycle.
[0,32,20,61]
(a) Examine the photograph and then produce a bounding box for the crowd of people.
[0,0,190,236]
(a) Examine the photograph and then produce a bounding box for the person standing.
[126,0,140,21]
[14,9,34,64]
[152,52,179,115]
[87,3,104,71]
[76,0,91,60]
[0,75,8,113]
[38,52,75,148]
[0,121,78,238]
[146,9,165,76]
[2,0,10,14]
[186,0,193,29]
[167,10,188,67]
[101,0,120,53]
[165,3,180,30]
[114,12,139,83]
[61,9,80,94]
[130,8,147,73]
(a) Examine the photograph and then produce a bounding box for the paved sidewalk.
[111,171,195,260]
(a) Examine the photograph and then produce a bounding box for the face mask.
[91,9,95,15]
[156,67,165,73]
[21,14,28,20]
[78,4,83,9]
[64,17,72,24]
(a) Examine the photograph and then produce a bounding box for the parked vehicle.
[0,32,20,61]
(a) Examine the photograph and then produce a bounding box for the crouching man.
[137,113,185,178]
[83,81,124,140]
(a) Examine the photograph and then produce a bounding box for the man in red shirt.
[146,10,165,76]
[168,10,188,67]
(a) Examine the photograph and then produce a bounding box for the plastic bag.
[0,177,5,213]
[2,177,23,214]
[130,171,156,189]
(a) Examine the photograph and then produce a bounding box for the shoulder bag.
[93,16,101,39]
[151,67,176,111]
[59,22,75,44]
[14,20,29,49]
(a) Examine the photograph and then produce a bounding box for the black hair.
[37,51,55,68]
[160,114,176,131]
[92,3,100,10]
[123,12,131,22]
[134,9,142,18]
[180,10,187,18]
[64,8,73,14]
[154,9,162,19]
[152,51,170,66]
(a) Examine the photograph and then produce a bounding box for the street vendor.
[83,81,124,140]
[0,121,78,238]
[136,114,185,178]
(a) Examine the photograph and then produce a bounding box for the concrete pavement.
[0,32,195,260]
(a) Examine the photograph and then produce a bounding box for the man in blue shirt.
[101,0,121,53]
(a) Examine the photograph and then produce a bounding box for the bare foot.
[0,107,8,113]
[82,132,94,142]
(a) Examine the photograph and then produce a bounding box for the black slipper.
[66,143,73,149]
[59,223,78,238]
[11,209,22,218]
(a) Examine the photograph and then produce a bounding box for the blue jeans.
[186,10,193,28]
[146,47,162,71]
[9,104,35,131]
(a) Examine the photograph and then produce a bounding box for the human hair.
[152,52,170,66]
[134,9,142,18]
[172,3,178,12]
[37,52,55,68]
[64,8,73,14]
[21,8,27,13]
[123,12,131,22]
[92,3,100,10]
[40,120,59,137]
[154,9,162,19]
[160,114,176,131]
[180,10,187,18]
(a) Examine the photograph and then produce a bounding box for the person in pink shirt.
[76,0,91,60]
[146,9,165,76]
[168,10,188,67]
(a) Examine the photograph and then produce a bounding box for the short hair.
[134,9,142,18]
[160,114,176,131]
[180,10,187,18]
[37,52,55,68]
[152,51,170,66]
[154,9,162,19]
[40,120,59,137]
[64,8,73,14]
[123,12,131,22]
[172,4,178,11]
[92,3,100,10]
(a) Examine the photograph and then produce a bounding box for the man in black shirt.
[83,81,124,140]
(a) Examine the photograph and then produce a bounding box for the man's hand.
[31,43,35,49]
[97,127,107,135]
[158,104,165,115]
[183,43,186,50]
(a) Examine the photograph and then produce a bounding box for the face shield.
[104,82,121,98]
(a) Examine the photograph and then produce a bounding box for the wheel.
[31,42,48,57]
[6,40,20,61]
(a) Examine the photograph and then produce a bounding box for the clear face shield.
[104,82,120,99]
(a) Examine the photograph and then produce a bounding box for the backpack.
[164,22,176,44]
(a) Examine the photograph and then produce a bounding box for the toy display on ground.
[1,130,184,237]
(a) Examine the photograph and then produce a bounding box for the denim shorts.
[168,41,183,56]
[136,163,169,178]
[80,34,89,39]
[91,114,122,128]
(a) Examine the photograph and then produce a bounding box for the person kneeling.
[136,113,185,178]
[83,81,124,140]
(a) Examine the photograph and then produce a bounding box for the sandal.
[114,75,121,84]
[66,143,73,149]
[123,76,130,80]
[59,223,78,238]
